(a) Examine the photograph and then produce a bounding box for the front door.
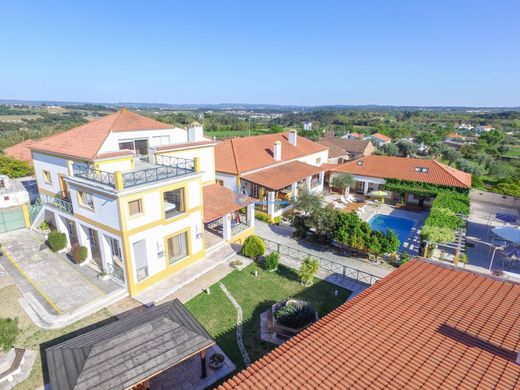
[355,181,365,194]
[65,219,78,245]
[87,228,103,269]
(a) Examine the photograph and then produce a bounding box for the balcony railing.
[37,193,74,214]
[72,156,195,189]
[72,164,116,187]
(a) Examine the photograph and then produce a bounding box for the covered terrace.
[203,183,256,246]
[240,160,325,218]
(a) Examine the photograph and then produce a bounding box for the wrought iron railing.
[73,164,116,187]
[121,164,193,188]
[261,237,382,285]
[106,262,125,283]
[34,193,74,215]
[155,155,195,171]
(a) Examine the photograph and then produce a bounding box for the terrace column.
[200,350,207,379]
[247,203,255,228]
[291,182,298,200]
[267,191,275,217]
[363,181,369,195]
[319,171,325,191]
[305,176,312,191]
[222,213,232,240]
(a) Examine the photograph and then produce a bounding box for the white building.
[0,175,30,208]
[303,121,312,131]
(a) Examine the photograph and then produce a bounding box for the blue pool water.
[368,214,414,248]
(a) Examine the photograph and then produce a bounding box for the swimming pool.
[368,214,415,248]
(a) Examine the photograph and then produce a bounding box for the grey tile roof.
[46,300,214,390]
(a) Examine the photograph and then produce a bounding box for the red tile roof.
[318,137,373,158]
[242,161,325,190]
[202,183,256,222]
[3,139,38,165]
[155,140,217,152]
[30,109,176,160]
[220,260,520,389]
[332,155,471,188]
[371,132,392,142]
[93,149,135,161]
[215,133,327,175]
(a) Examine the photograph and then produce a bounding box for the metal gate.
[0,207,26,233]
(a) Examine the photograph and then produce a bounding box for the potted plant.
[97,271,109,281]
[209,352,225,369]
[298,257,319,286]
[71,244,88,265]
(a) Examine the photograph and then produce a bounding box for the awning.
[203,183,256,223]
[241,161,325,191]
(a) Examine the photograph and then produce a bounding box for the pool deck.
[360,203,428,256]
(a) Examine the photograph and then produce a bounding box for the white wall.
[97,159,133,173]
[298,150,329,166]
[127,209,204,284]
[68,184,121,231]
[99,128,188,154]
[32,152,72,195]
[216,172,239,192]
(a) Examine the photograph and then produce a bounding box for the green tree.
[396,140,418,157]
[293,188,322,216]
[331,173,355,196]
[378,142,398,156]
[420,226,455,244]
[382,229,400,255]
[0,155,32,178]
[443,147,463,165]
[241,235,266,259]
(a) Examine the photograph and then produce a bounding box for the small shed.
[46,300,215,390]
[0,175,30,208]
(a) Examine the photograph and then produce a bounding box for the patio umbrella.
[492,226,520,244]
[496,213,518,224]
[369,190,388,204]
[503,245,520,258]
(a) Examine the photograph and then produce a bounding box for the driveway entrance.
[0,229,122,315]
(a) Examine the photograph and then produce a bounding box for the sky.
[0,1,519,107]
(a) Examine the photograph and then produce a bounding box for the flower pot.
[209,353,225,369]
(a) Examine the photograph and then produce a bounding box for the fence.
[261,237,382,285]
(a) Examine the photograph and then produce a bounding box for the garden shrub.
[420,225,455,244]
[298,256,319,286]
[424,207,464,230]
[47,231,67,252]
[292,215,311,239]
[241,235,265,259]
[273,216,282,225]
[264,251,280,271]
[274,300,316,329]
[71,244,88,263]
[255,211,272,223]
[39,221,50,231]
[398,252,411,266]
[0,155,32,178]
[0,318,19,352]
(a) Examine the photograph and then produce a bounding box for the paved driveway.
[0,229,121,315]
[255,221,393,279]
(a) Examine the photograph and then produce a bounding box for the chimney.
[187,122,204,142]
[288,130,297,146]
[273,141,282,161]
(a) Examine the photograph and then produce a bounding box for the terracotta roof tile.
[371,132,392,142]
[93,149,135,161]
[3,139,38,165]
[220,260,520,389]
[332,155,471,188]
[202,183,255,222]
[30,109,176,160]
[155,140,216,152]
[215,132,328,175]
[318,137,373,158]
[241,161,325,190]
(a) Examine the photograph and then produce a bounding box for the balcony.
[72,156,196,190]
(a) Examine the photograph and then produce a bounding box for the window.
[0,179,5,188]
[163,188,185,219]
[119,139,148,157]
[250,183,260,199]
[356,160,364,166]
[216,179,224,186]
[415,167,429,173]
[167,232,188,264]
[316,157,321,165]
[78,191,95,209]
[128,199,143,216]
[43,170,52,184]
[310,173,320,188]
[152,135,170,146]
[108,236,122,259]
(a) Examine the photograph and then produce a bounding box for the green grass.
[503,146,520,158]
[185,263,351,371]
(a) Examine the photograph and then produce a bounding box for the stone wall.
[470,189,520,208]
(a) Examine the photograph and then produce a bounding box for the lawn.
[0,285,115,390]
[185,263,351,371]
[503,146,520,158]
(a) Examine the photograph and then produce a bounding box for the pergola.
[46,300,215,390]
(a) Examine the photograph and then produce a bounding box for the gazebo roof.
[46,300,214,390]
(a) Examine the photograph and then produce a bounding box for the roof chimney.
[273,141,282,161]
[187,122,203,142]
[288,130,297,146]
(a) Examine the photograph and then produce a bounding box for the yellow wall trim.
[73,212,121,236]
[21,204,31,227]
[227,226,255,245]
[125,206,202,236]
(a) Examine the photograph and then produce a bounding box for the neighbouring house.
[341,132,362,140]
[303,121,312,131]
[329,155,471,207]
[3,139,38,166]
[219,260,520,389]
[29,109,256,297]
[0,175,30,208]
[445,133,468,149]
[215,131,328,220]
[317,137,374,163]
[477,125,494,133]
[46,300,225,390]
[457,123,474,130]
[366,132,391,146]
